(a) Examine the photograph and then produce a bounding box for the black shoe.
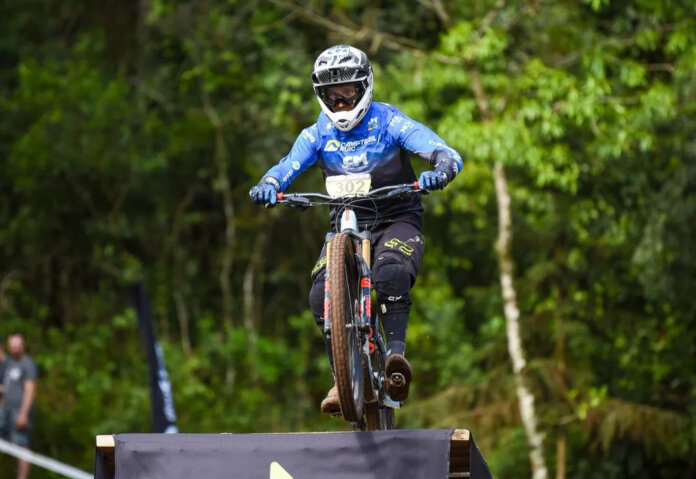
[385,354,412,401]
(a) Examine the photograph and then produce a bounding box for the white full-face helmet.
[311,45,373,132]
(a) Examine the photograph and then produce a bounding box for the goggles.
[319,83,363,108]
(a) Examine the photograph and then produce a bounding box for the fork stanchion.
[361,238,371,268]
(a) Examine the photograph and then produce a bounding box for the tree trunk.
[556,431,567,479]
[173,289,192,355]
[168,188,198,355]
[553,281,568,479]
[242,229,267,334]
[494,161,549,479]
[242,230,268,380]
[0,270,17,312]
[202,95,236,326]
[469,61,549,478]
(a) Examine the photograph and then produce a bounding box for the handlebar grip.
[264,192,284,209]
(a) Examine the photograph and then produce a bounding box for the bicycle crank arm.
[383,396,402,409]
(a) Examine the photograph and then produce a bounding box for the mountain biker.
[250,45,462,417]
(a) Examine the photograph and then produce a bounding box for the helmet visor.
[318,83,363,108]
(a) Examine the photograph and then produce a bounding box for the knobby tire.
[328,233,364,423]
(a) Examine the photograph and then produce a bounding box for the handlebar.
[275,181,425,209]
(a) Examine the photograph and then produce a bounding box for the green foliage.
[0,0,695,477]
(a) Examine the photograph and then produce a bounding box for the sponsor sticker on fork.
[325,173,372,198]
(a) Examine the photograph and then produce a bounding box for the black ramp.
[94,448,113,479]
[469,434,493,479]
[115,429,453,479]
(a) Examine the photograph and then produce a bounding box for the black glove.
[418,170,448,191]
[249,178,280,206]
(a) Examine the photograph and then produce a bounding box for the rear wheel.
[365,403,395,430]
[364,335,395,430]
[328,233,364,422]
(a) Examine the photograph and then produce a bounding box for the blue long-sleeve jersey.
[262,102,462,228]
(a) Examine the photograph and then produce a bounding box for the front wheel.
[328,233,364,423]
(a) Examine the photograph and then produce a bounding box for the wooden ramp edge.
[96,429,472,478]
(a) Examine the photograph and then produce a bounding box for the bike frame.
[325,208,397,421]
[276,182,422,428]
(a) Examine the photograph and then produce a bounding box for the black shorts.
[310,221,425,284]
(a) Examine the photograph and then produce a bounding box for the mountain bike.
[276,176,423,430]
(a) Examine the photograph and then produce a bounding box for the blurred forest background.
[1,0,695,477]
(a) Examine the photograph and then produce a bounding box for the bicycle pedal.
[389,372,406,386]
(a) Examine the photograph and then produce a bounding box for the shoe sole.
[321,398,342,418]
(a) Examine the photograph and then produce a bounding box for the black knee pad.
[309,278,325,325]
[373,261,413,310]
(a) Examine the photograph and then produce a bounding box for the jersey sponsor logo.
[400,121,413,134]
[389,116,403,127]
[301,129,316,143]
[324,136,377,153]
[324,139,341,152]
[368,117,378,131]
[341,135,377,151]
[342,152,368,169]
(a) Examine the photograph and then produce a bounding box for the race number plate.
[325,174,372,198]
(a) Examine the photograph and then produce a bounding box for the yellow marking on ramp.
[270,461,294,479]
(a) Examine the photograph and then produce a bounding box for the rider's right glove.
[418,170,449,191]
[249,177,280,206]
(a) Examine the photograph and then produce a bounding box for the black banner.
[110,429,454,479]
[128,283,178,434]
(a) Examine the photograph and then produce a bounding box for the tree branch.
[201,89,236,327]
[477,0,507,36]
[63,171,100,217]
[418,0,451,28]
[268,0,425,51]
[469,67,492,120]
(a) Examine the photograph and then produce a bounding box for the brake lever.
[386,187,408,197]
[290,197,311,211]
[385,186,427,198]
[276,196,311,211]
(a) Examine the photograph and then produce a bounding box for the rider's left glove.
[418,170,448,191]
[249,178,280,206]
